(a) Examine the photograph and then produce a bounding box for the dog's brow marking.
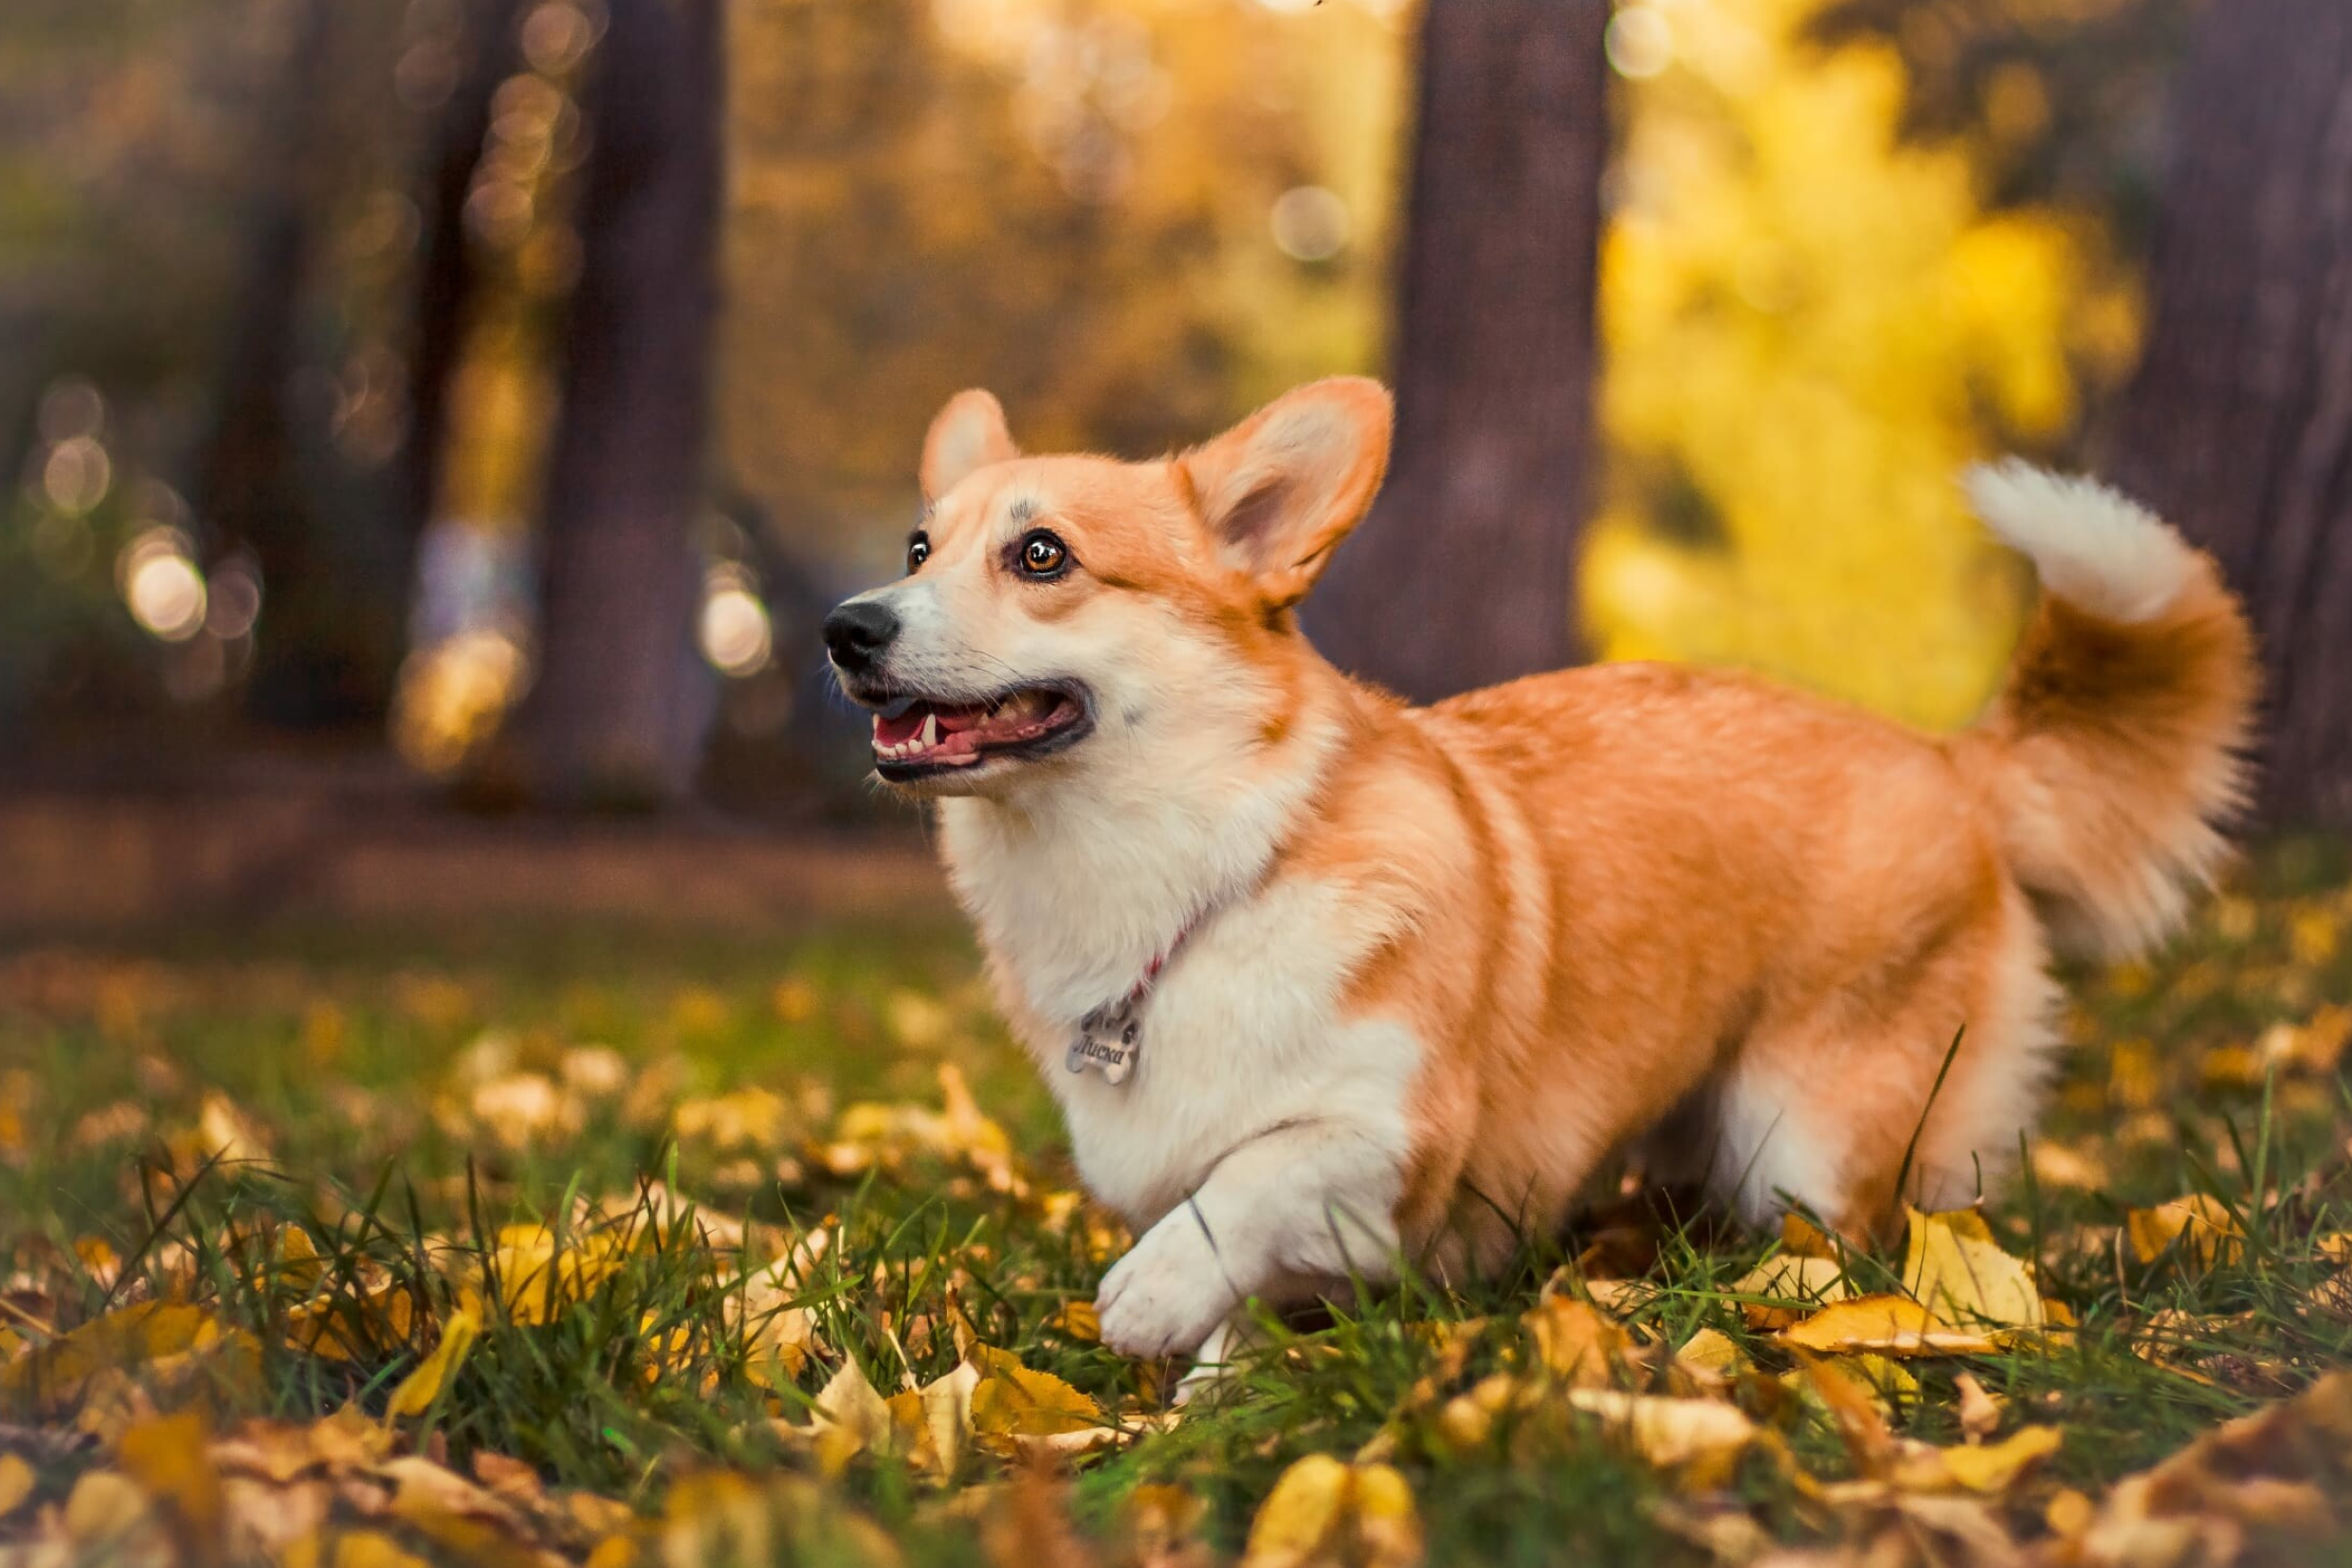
[1008,495,1037,525]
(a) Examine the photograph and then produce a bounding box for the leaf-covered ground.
[4,839,2352,1567]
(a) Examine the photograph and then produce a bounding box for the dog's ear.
[1179,377,1393,608]
[921,390,1018,502]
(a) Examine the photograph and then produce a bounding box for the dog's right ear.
[921,390,1018,503]
[1180,377,1393,610]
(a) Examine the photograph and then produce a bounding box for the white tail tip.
[1964,459,2193,624]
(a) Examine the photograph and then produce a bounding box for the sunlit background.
[0,0,2181,813]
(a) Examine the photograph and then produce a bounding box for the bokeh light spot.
[1606,6,1675,80]
[1270,185,1351,263]
[124,549,209,643]
[699,575,774,677]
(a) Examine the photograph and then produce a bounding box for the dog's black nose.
[823,599,900,674]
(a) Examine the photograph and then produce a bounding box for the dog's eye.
[1018,531,1068,577]
[905,533,930,573]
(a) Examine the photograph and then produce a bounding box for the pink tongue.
[874,709,926,747]
[874,702,989,747]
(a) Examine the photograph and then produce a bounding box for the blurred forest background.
[3,0,2350,887]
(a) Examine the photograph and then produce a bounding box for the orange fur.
[848,380,2260,1339]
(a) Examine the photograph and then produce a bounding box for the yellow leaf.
[116,1411,224,1559]
[1779,1296,2000,1357]
[196,1090,271,1165]
[1780,1213,1839,1258]
[0,1453,34,1518]
[1243,1454,1422,1568]
[0,1302,254,1417]
[288,1280,415,1363]
[967,1345,1102,1441]
[1793,1355,1897,1475]
[330,1532,432,1568]
[385,1308,478,1420]
[471,1225,628,1325]
[918,1359,979,1476]
[1047,1299,1100,1342]
[1522,1297,1631,1387]
[812,1358,895,1475]
[1568,1390,1759,1490]
[1896,1425,2063,1495]
[2126,1195,2243,1269]
[64,1470,151,1549]
[1672,1327,1747,1379]
[1902,1208,2044,1331]
[1729,1254,1851,1330]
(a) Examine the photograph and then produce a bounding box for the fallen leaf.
[384,1308,478,1420]
[1047,1300,1100,1342]
[2126,1194,2244,1269]
[1671,1327,1746,1382]
[812,1357,896,1475]
[63,1469,155,1553]
[1730,1254,1853,1331]
[1243,1455,1421,1568]
[1779,1296,2000,1357]
[1522,1297,1632,1387]
[0,1453,34,1518]
[115,1412,225,1563]
[1894,1424,2062,1495]
[1565,1389,1759,1490]
[1953,1372,2002,1442]
[0,1302,259,1418]
[1902,1208,2044,1332]
[968,1345,1103,1451]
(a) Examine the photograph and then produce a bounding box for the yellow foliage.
[1587,0,2137,728]
[1244,1454,1422,1568]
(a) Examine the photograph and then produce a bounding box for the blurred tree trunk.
[2110,0,2352,827]
[403,0,527,540]
[1307,0,1608,703]
[507,0,723,808]
[201,0,394,728]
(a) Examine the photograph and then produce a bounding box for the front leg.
[1095,1119,1402,1360]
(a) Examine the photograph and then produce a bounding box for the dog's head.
[824,378,1393,796]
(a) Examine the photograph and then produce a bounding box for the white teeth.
[919,712,938,749]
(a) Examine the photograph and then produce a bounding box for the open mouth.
[864,682,1093,779]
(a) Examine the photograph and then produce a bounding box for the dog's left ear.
[1180,377,1393,609]
[921,390,1018,503]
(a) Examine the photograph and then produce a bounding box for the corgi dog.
[822,377,2256,1373]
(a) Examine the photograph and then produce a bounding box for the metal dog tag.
[1066,1000,1140,1086]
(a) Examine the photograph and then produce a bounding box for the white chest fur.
[937,769,1419,1230]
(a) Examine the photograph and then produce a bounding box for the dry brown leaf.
[2061,1370,2352,1564]
[1953,1373,2002,1443]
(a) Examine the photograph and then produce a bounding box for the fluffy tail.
[1958,461,2258,958]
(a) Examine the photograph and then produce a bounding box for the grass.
[4,839,2352,1565]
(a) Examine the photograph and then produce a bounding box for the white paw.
[1095,1213,1239,1360]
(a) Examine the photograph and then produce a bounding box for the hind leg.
[1701,883,2060,1238]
